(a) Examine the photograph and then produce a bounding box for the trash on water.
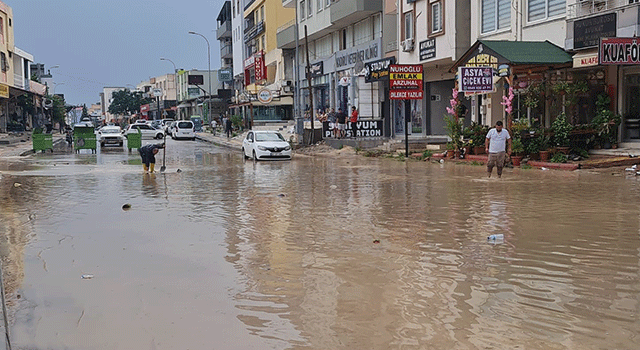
[541,167,549,171]
[488,234,504,241]
[330,185,337,189]
[277,193,286,197]
[176,169,182,173]
[625,165,637,171]
[122,203,131,211]
[439,159,444,164]
[81,274,94,279]
[13,182,21,187]
[373,239,380,244]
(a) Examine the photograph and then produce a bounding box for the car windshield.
[178,122,193,128]
[102,129,120,134]
[255,133,285,142]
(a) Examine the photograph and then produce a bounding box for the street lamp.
[52,82,64,95]
[188,31,212,124]
[160,57,179,120]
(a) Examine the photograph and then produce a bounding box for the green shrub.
[550,153,568,163]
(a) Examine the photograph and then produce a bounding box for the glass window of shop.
[624,73,640,140]
[252,105,293,121]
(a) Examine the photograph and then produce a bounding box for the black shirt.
[336,112,347,124]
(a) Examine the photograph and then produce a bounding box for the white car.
[242,130,292,160]
[172,121,196,140]
[97,125,124,147]
[125,123,165,139]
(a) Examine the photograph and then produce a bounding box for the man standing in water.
[138,143,165,173]
[485,120,511,178]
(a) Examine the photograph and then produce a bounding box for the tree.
[108,89,151,116]
[50,94,66,125]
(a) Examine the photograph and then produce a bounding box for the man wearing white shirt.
[485,121,512,178]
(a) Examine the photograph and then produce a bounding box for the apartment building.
[217,1,234,93]
[242,0,295,123]
[175,69,224,121]
[278,0,389,136]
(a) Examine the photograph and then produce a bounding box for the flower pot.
[511,155,523,167]
[473,146,485,155]
[556,146,570,154]
[539,150,550,162]
[447,150,455,159]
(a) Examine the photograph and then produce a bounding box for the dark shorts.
[139,150,156,166]
[487,152,506,169]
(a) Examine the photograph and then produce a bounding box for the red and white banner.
[389,64,423,100]
[600,37,640,65]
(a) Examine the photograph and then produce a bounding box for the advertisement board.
[458,66,494,92]
[389,64,423,100]
[600,37,640,65]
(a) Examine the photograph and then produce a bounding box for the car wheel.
[156,134,163,139]
[253,150,258,161]
[192,137,196,141]
[242,148,249,160]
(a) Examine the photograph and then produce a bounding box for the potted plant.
[443,114,463,155]
[591,94,621,149]
[511,138,525,166]
[551,112,572,153]
[538,133,551,162]
[469,122,489,154]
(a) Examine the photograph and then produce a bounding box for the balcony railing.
[567,0,636,19]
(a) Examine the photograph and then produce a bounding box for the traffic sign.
[153,88,163,97]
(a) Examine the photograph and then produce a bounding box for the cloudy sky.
[11,0,227,105]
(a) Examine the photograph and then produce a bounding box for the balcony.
[216,20,232,40]
[277,20,297,50]
[330,0,383,27]
[282,0,295,8]
[13,73,29,91]
[567,0,632,19]
[221,44,233,59]
[244,20,265,43]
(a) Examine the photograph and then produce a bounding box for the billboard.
[188,75,204,85]
[389,64,423,100]
[458,66,494,92]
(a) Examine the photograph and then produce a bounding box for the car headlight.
[284,145,291,151]
[257,146,267,151]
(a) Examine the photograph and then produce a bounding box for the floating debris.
[330,185,337,189]
[373,239,380,244]
[13,182,21,187]
[122,203,131,211]
[81,274,94,279]
[176,169,182,173]
[277,193,286,197]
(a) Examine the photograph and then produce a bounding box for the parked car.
[97,125,124,147]
[161,118,174,135]
[190,116,203,132]
[125,123,165,139]
[242,130,292,160]
[172,121,196,140]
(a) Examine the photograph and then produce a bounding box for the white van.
[172,120,196,140]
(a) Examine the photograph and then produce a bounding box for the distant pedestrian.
[138,143,165,173]
[485,120,511,178]
[336,108,347,138]
[211,119,217,135]
[225,117,233,138]
[350,106,358,137]
[327,108,337,137]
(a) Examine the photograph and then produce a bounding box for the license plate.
[106,140,118,143]
[270,152,280,156]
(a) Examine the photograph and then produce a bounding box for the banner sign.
[600,37,640,65]
[309,61,324,78]
[254,51,266,81]
[0,83,8,98]
[419,39,436,61]
[458,66,494,92]
[389,64,423,100]
[364,56,396,83]
[218,68,232,82]
[188,75,203,85]
[323,120,383,138]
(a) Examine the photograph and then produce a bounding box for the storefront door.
[624,73,640,140]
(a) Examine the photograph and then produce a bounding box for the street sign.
[257,89,273,104]
[389,64,423,100]
[457,66,494,93]
[152,88,163,97]
[218,68,232,82]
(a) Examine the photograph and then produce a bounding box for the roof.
[450,40,573,72]
[478,40,573,65]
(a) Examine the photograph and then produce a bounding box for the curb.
[527,161,579,171]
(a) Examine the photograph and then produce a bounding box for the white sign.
[257,89,273,104]
[153,88,163,97]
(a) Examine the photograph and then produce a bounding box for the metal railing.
[567,0,637,19]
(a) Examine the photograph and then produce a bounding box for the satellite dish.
[44,99,53,109]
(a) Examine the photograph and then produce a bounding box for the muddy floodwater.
[1,140,639,349]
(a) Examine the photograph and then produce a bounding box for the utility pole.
[294,1,302,144]
[304,25,314,145]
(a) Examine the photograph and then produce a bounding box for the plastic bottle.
[487,234,504,240]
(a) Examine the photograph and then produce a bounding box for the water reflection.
[1,142,639,349]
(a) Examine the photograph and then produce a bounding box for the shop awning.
[450,40,573,73]
[177,102,193,108]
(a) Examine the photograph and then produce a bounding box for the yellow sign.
[390,73,423,80]
[0,83,8,98]
[466,54,499,70]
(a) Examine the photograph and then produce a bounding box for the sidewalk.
[195,131,244,151]
[0,132,66,158]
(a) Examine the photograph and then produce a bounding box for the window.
[317,0,322,12]
[354,18,373,46]
[326,0,331,7]
[261,35,266,51]
[528,0,565,22]
[300,0,306,20]
[308,0,313,17]
[481,0,510,34]
[430,1,443,34]
[404,11,413,40]
[260,6,264,22]
[0,52,6,72]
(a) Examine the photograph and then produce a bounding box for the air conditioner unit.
[401,38,414,52]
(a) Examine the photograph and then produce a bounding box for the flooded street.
[1,140,639,349]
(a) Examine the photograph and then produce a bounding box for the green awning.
[451,40,573,72]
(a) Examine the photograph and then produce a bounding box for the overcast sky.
[11,0,227,105]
